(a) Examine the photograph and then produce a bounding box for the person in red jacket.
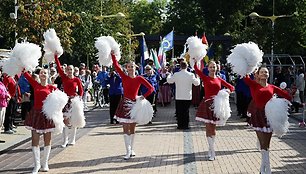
[111,53,154,160]
[2,73,21,134]
[244,66,291,174]
[24,69,57,173]
[54,54,84,147]
[194,60,235,161]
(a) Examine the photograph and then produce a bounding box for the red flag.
[202,33,208,45]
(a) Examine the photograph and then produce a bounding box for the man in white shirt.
[167,61,200,129]
[296,69,305,103]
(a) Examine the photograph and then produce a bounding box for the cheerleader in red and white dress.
[194,61,234,161]
[244,66,291,174]
[54,54,84,147]
[111,53,154,160]
[24,70,57,173]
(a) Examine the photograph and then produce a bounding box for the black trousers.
[236,92,252,117]
[175,100,191,129]
[21,101,31,120]
[109,94,122,123]
[4,99,17,131]
[103,88,110,104]
[146,93,157,113]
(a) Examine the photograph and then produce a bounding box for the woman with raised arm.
[24,69,57,173]
[244,66,291,174]
[54,54,84,147]
[194,60,235,161]
[111,53,154,160]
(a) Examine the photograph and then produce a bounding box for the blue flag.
[162,31,173,52]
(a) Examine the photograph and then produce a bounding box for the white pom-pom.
[265,95,291,137]
[42,90,69,134]
[2,42,41,76]
[43,28,63,62]
[212,89,231,125]
[186,36,208,67]
[95,38,112,66]
[2,57,23,77]
[130,97,154,125]
[95,36,121,67]
[227,42,263,77]
[69,97,86,128]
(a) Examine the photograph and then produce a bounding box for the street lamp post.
[9,0,18,44]
[249,0,297,84]
[117,32,145,60]
[81,11,125,67]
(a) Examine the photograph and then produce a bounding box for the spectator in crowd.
[54,66,65,91]
[97,66,109,106]
[158,66,172,106]
[81,69,92,111]
[0,75,10,142]
[48,67,57,84]
[105,68,123,124]
[235,75,252,119]
[167,61,200,130]
[18,73,31,122]
[296,69,305,103]
[141,65,159,117]
[3,73,21,134]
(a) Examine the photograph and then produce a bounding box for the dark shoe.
[177,127,189,130]
[3,130,14,134]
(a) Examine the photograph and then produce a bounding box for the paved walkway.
[0,101,306,174]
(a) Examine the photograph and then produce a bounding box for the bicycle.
[92,81,105,108]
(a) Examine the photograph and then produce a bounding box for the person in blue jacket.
[105,68,123,124]
[140,65,159,116]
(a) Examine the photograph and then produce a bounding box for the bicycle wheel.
[98,89,105,108]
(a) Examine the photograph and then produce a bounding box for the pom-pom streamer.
[130,96,154,125]
[265,95,291,137]
[185,36,208,68]
[227,42,263,77]
[69,97,86,128]
[2,42,41,76]
[212,89,231,125]
[95,36,121,67]
[43,28,63,63]
[42,90,69,134]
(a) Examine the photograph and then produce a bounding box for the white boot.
[256,139,261,151]
[32,146,41,174]
[123,134,131,160]
[61,127,68,148]
[262,149,271,174]
[69,127,77,145]
[207,136,215,161]
[130,134,136,157]
[41,145,51,172]
[260,150,265,174]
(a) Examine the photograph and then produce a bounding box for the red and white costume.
[111,54,154,123]
[54,55,83,119]
[194,65,234,125]
[244,75,291,132]
[24,72,57,133]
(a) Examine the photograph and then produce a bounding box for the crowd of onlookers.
[1,57,305,142]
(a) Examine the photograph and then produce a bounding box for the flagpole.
[172,27,174,58]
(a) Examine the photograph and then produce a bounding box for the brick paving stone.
[0,101,306,174]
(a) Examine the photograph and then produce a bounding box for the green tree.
[63,0,132,66]
[0,0,79,53]
[130,0,167,35]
